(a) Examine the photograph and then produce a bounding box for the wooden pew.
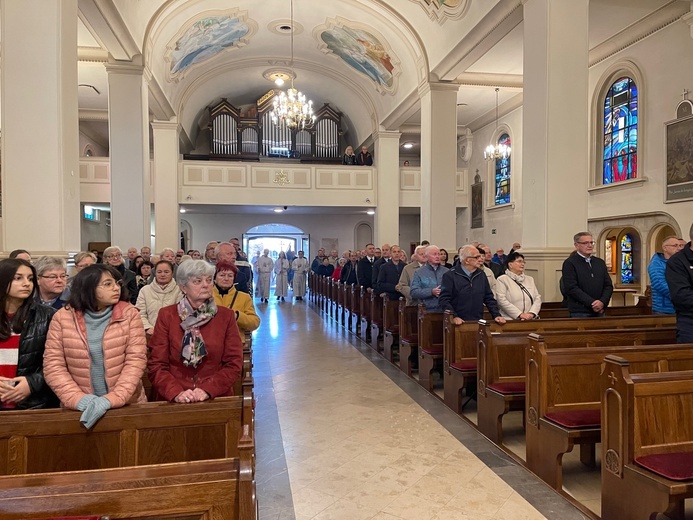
[359,287,372,342]
[480,299,652,321]
[525,331,680,490]
[443,311,478,413]
[399,300,419,377]
[382,295,400,363]
[350,284,362,334]
[370,290,384,352]
[601,356,693,520]
[475,315,676,444]
[417,306,444,392]
[0,389,253,475]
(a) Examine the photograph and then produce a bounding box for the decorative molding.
[408,0,471,25]
[589,2,689,66]
[273,170,291,186]
[455,72,523,89]
[528,407,538,427]
[604,449,621,477]
[587,177,648,194]
[79,109,109,122]
[78,0,140,62]
[77,46,108,63]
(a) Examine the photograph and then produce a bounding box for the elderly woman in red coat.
[147,260,243,403]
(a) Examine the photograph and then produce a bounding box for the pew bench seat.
[635,451,693,481]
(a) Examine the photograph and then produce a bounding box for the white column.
[419,82,458,249]
[151,120,180,252]
[106,60,150,250]
[521,0,589,300]
[374,130,401,246]
[0,0,80,254]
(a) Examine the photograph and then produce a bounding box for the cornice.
[78,46,108,63]
[589,1,689,66]
[456,72,523,89]
[79,109,109,122]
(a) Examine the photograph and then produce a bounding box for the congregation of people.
[0,239,265,428]
[309,223,693,344]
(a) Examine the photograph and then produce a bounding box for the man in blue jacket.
[410,245,448,311]
[439,245,505,325]
[648,235,684,314]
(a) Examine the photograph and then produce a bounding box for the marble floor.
[253,295,591,520]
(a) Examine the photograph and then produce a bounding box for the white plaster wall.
[179,212,374,257]
[398,213,421,252]
[458,106,523,252]
[587,21,693,234]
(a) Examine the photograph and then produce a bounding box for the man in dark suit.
[356,243,376,289]
[561,232,613,317]
[371,243,391,290]
[356,146,373,166]
[340,251,358,286]
[377,245,405,300]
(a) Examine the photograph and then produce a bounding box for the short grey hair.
[176,259,215,287]
[214,242,234,255]
[160,247,175,256]
[424,245,440,255]
[74,251,97,265]
[34,256,67,276]
[103,246,122,258]
[459,244,479,260]
[573,231,592,243]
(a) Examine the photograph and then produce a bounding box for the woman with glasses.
[495,251,542,320]
[135,260,183,337]
[148,260,243,403]
[34,256,68,309]
[0,259,59,410]
[213,262,259,346]
[44,265,147,428]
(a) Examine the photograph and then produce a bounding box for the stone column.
[419,82,458,249]
[151,120,180,252]
[374,130,401,246]
[521,0,589,301]
[0,0,80,254]
[106,59,151,251]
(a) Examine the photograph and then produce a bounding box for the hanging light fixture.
[484,88,511,161]
[270,0,315,129]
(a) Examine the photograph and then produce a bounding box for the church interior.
[2,0,693,519]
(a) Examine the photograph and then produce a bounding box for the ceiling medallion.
[273,170,291,186]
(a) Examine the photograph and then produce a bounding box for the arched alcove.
[355,222,373,250]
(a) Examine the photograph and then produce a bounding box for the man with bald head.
[439,244,505,325]
[397,245,426,306]
[327,249,340,267]
[410,245,449,312]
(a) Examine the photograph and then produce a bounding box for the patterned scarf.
[178,297,217,367]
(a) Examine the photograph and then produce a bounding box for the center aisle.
[254,297,588,520]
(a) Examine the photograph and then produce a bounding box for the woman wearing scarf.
[44,264,147,428]
[148,260,243,403]
[495,251,543,320]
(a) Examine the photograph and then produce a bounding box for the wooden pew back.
[399,299,418,342]
[370,290,384,326]
[382,295,399,334]
[0,393,252,476]
[477,315,676,396]
[418,305,444,354]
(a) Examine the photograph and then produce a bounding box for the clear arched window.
[494,133,511,205]
[620,233,633,284]
[603,77,638,184]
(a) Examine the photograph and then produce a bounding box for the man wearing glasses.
[103,246,138,304]
[35,256,68,309]
[561,232,613,317]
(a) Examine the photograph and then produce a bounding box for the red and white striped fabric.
[0,333,20,409]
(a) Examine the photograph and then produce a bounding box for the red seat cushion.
[420,346,443,355]
[451,360,477,372]
[401,336,417,343]
[544,409,600,428]
[635,451,693,481]
[487,381,525,394]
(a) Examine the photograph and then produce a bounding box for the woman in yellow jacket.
[213,262,260,346]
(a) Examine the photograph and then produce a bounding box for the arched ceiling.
[75,0,681,150]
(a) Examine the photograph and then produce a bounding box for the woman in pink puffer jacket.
[44,264,146,428]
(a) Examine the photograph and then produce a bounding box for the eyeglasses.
[40,274,67,281]
[106,253,123,259]
[576,241,596,246]
[467,255,483,260]
[97,279,123,290]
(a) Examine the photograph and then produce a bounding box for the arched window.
[603,77,638,184]
[620,233,634,284]
[494,133,511,205]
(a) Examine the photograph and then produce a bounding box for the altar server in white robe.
[291,251,309,301]
[257,250,274,303]
[274,252,290,302]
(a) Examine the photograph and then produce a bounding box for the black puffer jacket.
[11,303,59,409]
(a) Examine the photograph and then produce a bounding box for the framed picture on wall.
[665,115,693,202]
[604,237,617,274]
[471,181,483,229]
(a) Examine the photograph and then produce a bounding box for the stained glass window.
[494,133,511,205]
[603,77,638,184]
[620,234,633,284]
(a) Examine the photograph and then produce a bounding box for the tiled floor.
[254,296,590,520]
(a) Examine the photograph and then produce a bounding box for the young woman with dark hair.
[0,259,58,409]
[44,264,147,429]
